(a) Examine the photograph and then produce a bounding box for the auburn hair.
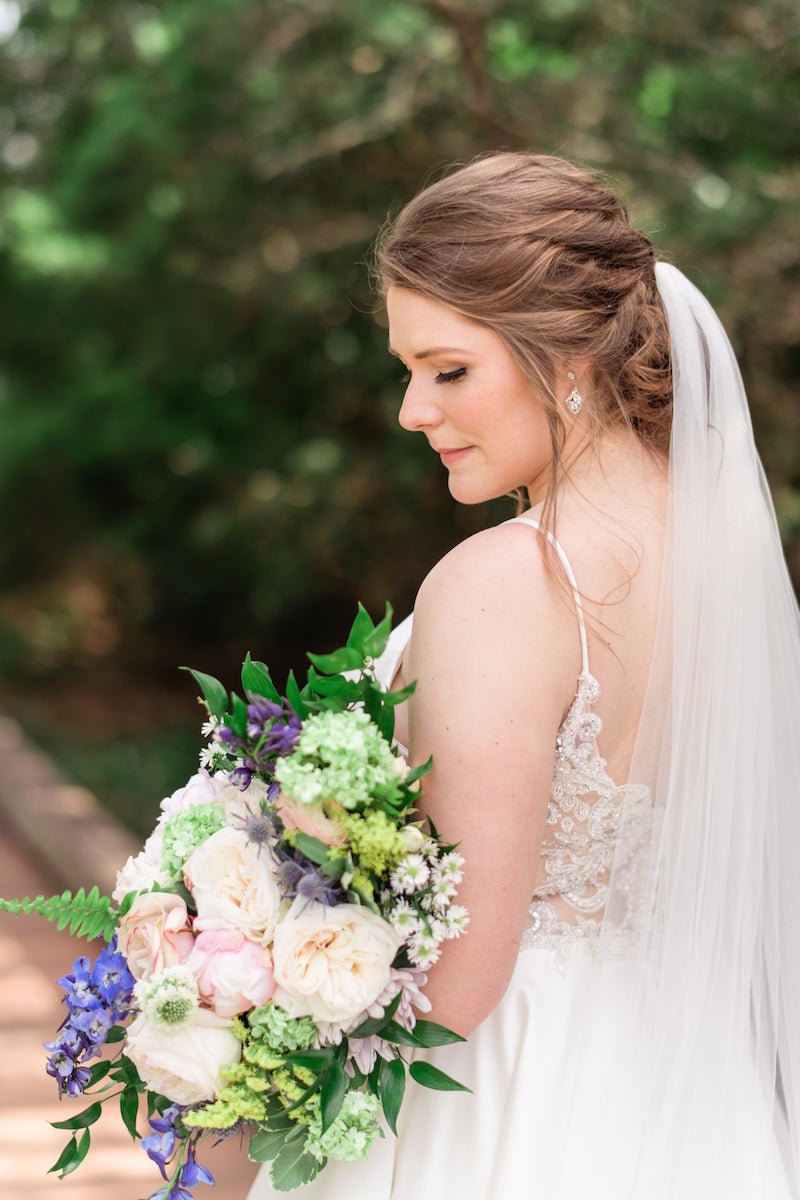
[375,153,672,527]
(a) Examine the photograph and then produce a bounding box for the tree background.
[1,0,798,833]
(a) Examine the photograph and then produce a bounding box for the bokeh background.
[1,0,799,837]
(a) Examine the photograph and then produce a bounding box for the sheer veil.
[604,262,800,1194]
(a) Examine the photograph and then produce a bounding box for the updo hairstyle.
[376,153,672,516]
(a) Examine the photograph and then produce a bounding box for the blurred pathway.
[0,808,258,1200]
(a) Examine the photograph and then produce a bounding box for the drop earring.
[565,371,583,415]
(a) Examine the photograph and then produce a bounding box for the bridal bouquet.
[1,606,469,1195]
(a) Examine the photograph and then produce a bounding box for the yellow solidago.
[341,808,407,875]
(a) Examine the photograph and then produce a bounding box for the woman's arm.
[404,524,582,1036]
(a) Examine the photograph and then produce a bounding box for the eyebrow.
[387,345,472,360]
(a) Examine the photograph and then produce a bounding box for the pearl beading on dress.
[521,671,651,959]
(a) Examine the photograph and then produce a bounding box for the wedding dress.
[247,264,800,1198]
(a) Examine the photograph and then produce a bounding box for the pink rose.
[276,791,346,847]
[187,929,275,1018]
[116,893,195,982]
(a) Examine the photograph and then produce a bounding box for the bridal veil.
[602,262,800,1195]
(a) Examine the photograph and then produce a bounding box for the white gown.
[247,517,793,1200]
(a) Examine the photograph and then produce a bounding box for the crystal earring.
[565,371,583,415]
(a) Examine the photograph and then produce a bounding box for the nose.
[398,379,441,434]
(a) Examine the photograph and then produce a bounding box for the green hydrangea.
[248,1003,317,1052]
[304,1091,384,1163]
[341,808,408,875]
[160,803,226,877]
[274,709,402,811]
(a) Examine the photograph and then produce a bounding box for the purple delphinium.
[219,694,302,790]
[143,1123,214,1200]
[45,940,135,1098]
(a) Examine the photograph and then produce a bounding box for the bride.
[248,154,800,1197]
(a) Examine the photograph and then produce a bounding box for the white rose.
[125,1008,241,1106]
[183,827,282,944]
[112,845,167,905]
[272,898,402,1028]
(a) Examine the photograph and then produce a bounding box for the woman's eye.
[400,370,411,384]
[436,367,467,384]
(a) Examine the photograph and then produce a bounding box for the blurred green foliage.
[0,0,798,827]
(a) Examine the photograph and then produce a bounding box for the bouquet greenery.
[1,606,469,1196]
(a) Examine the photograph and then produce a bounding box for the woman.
[249,154,800,1197]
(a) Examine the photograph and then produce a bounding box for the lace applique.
[520,673,651,962]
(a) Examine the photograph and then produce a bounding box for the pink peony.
[187,929,275,1018]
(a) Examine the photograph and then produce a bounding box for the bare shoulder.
[409,519,583,703]
[415,520,557,612]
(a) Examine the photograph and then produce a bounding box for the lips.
[435,446,473,466]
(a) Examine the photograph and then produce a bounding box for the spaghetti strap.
[507,515,591,676]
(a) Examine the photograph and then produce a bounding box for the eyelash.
[400,368,467,385]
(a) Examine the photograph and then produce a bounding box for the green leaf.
[269,1129,320,1191]
[307,673,356,697]
[404,1019,467,1048]
[283,1048,335,1070]
[362,602,394,659]
[409,1061,471,1092]
[285,670,307,719]
[51,1101,103,1131]
[293,833,331,865]
[248,1126,291,1162]
[228,691,249,738]
[345,602,375,651]
[320,1061,348,1133]
[105,1024,127,1044]
[88,1059,115,1085]
[182,667,228,720]
[378,1057,406,1135]
[319,855,348,879]
[348,989,402,1038]
[119,1087,140,1139]
[379,1020,422,1047]
[48,1135,79,1176]
[307,646,364,674]
[241,653,281,703]
[405,757,433,786]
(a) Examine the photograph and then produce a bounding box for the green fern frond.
[0,886,118,943]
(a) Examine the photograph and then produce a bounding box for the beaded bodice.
[521,669,650,958]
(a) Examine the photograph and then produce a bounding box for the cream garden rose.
[125,1007,241,1106]
[272,898,402,1027]
[183,826,282,943]
[116,892,194,982]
